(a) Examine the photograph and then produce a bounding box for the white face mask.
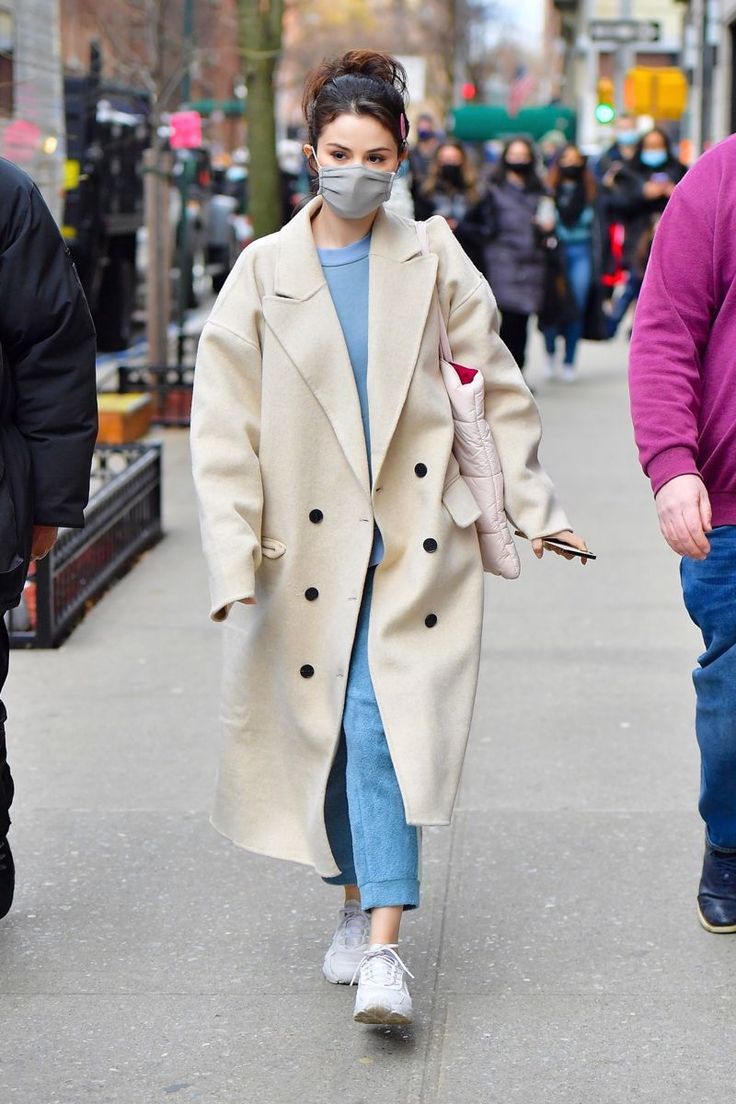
[309,149,396,220]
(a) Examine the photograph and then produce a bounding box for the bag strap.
[416,221,454,364]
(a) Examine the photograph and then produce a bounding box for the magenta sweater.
[629,135,736,525]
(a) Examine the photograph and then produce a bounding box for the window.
[0,9,14,117]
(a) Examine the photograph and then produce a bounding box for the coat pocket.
[441,476,482,528]
[260,536,287,559]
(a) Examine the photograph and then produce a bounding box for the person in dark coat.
[603,128,686,336]
[459,137,554,373]
[0,158,98,920]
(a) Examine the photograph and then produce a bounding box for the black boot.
[698,841,736,933]
[0,834,14,919]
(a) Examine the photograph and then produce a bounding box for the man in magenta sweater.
[629,135,736,934]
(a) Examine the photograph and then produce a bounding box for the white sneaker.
[544,353,559,381]
[322,900,371,985]
[352,943,414,1025]
[560,364,578,383]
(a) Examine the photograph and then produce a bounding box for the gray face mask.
[310,151,396,220]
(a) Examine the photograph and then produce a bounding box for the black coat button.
[300,664,315,678]
[309,509,324,524]
[423,537,438,553]
[414,463,428,477]
[305,587,319,601]
[425,613,438,628]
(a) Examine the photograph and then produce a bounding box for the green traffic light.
[595,103,616,124]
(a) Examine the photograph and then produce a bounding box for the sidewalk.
[2,333,734,1103]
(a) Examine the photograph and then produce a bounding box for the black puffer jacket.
[0,159,97,601]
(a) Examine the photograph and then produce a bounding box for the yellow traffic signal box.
[625,67,688,120]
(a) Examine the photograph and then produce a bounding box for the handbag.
[416,221,520,580]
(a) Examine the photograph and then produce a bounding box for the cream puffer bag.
[416,221,521,580]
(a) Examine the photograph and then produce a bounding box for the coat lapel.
[261,198,439,499]
[262,197,370,499]
[366,208,439,485]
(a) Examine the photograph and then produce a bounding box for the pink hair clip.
[399,112,408,141]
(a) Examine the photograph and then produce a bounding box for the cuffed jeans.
[322,567,421,910]
[681,526,736,851]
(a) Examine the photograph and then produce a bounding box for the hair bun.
[330,50,408,97]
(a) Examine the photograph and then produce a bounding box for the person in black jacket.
[603,128,686,336]
[0,158,97,920]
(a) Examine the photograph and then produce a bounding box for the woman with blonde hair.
[191,49,588,1027]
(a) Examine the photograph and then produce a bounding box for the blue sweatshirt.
[317,232,384,566]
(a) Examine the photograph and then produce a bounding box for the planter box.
[97,392,153,444]
[7,443,163,648]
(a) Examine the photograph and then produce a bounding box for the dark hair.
[490,137,545,193]
[547,143,597,205]
[422,139,480,204]
[302,50,410,153]
[634,127,673,165]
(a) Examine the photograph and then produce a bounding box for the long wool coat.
[191,196,570,877]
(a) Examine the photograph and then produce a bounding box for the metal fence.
[118,364,194,427]
[7,443,163,648]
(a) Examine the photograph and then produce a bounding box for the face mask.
[310,151,395,220]
[617,130,638,146]
[440,164,464,188]
[504,159,534,176]
[417,128,435,142]
[560,164,584,181]
[640,149,667,169]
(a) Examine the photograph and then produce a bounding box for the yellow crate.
[97,393,153,445]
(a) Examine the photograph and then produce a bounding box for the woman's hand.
[532,530,590,565]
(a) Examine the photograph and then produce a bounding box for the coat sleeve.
[190,314,263,622]
[0,169,97,527]
[427,214,572,540]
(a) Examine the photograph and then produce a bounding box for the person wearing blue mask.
[604,127,686,337]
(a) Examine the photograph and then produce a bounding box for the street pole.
[689,0,705,152]
[144,148,172,369]
[176,0,195,368]
[614,0,634,112]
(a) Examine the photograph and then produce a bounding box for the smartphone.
[541,537,596,560]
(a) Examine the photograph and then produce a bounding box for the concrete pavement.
[2,332,735,1103]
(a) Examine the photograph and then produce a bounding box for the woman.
[604,127,686,336]
[460,138,554,374]
[542,144,598,382]
[190,50,588,1028]
[414,139,483,263]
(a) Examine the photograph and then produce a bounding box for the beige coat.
[190,196,570,877]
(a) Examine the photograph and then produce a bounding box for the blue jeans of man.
[681,526,736,851]
[322,567,421,910]
[543,240,593,366]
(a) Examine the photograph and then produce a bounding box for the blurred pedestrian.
[414,139,480,225]
[539,129,568,170]
[191,48,587,1028]
[595,114,639,181]
[605,127,686,336]
[629,135,736,935]
[408,112,441,203]
[460,138,553,374]
[0,159,97,921]
[541,144,598,382]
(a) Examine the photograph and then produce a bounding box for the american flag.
[507,65,537,117]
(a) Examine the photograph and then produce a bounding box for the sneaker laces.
[351,943,415,987]
[336,904,369,949]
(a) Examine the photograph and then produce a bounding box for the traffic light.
[595,78,616,124]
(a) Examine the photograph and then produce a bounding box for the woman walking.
[542,143,598,382]
[191,50,588,1027]
[460,138,554,375]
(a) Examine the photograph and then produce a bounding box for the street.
[2,332,735,1103]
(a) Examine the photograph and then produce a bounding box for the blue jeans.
[605,271,642,338]
[322,567,421,910]
[543,240,593,366]
[681,526,736,851]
